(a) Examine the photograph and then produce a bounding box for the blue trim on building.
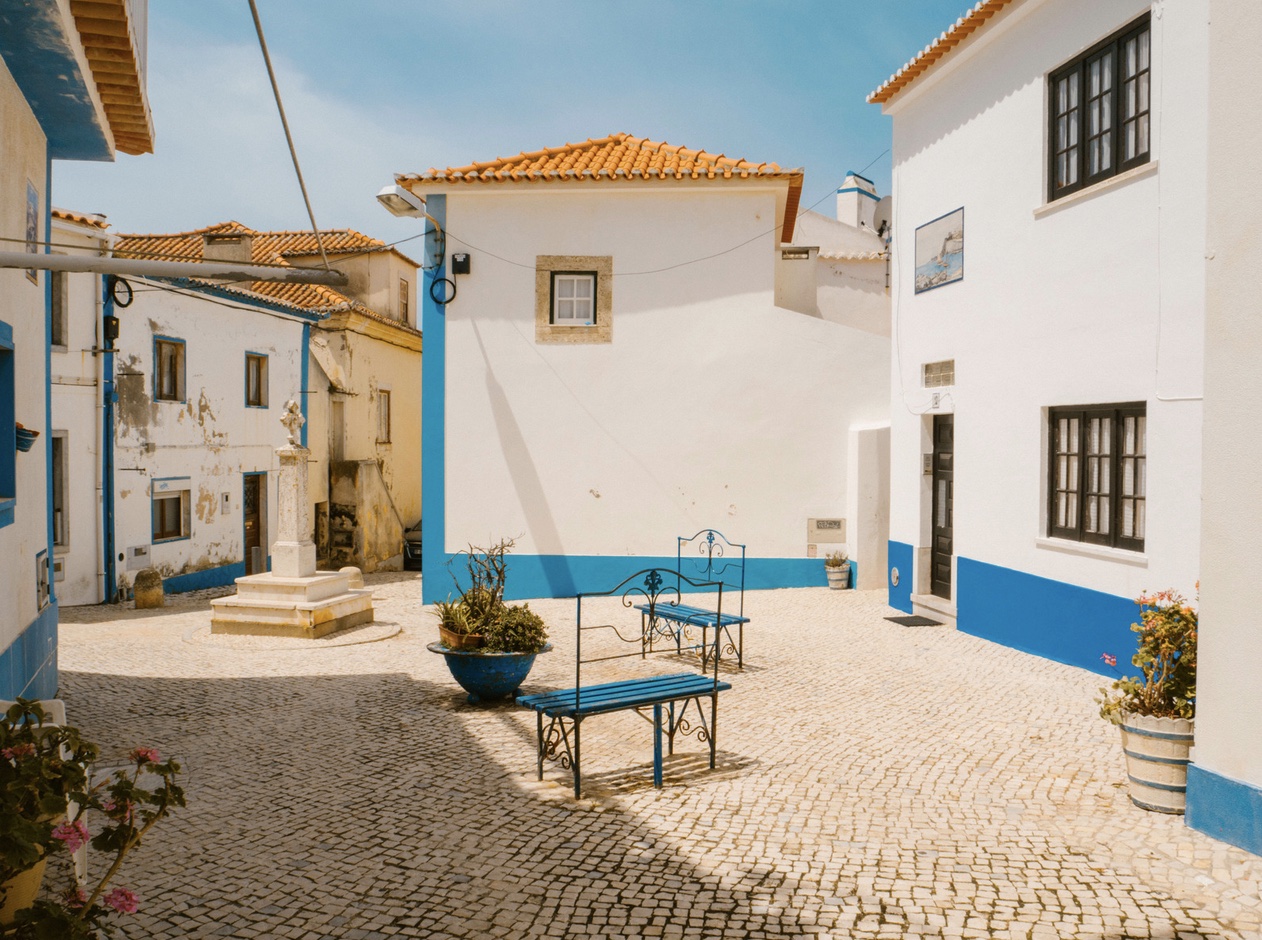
[44,155,54,605]
[300,325,310,447]
[836,186,880,201]
[162,562,245,595]
[431,553,832,602]
[0,602,59,701]
[956,556,1137,676]
[1187,764,1262,858]
[0,0,112,160]
[887,541,914,613]
[420,195,447,603]
[845,170,875,185]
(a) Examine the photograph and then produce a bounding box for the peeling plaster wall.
[111,287,308,591]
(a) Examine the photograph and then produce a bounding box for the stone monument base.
[209,569,374,639]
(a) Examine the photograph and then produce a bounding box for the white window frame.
[551,272,597,326]
[152,487,191,543]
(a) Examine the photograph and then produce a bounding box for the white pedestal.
[210,569,374,639]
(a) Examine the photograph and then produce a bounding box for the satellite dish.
[874,196,893,236]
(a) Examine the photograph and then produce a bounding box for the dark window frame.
[245,352,268,408]
[1047,402,1146,552]
[151,489,190,543]
[549,270,599,326]
[1047,14,1151,202]
[154,336,186,402]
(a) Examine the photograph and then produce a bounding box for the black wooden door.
[931,414,954,599]
[244,474,264,575]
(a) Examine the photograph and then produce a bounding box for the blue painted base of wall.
[957,556,1138,677]
[423,553,837,603]
[162,562,245,595]
[1187,764,1262,858]
[887,541,914,613]
[0,602,58,700]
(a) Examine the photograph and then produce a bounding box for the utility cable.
[247,0,331,271]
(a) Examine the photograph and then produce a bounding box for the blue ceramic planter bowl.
[15,428,38,453]
[428,641,552,704]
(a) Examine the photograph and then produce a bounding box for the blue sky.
[53,0,972,244]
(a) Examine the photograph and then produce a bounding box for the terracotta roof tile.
[112,222,420,336]
[52,207,109,230]
[868,0,1017,105]
[400,133,805,242]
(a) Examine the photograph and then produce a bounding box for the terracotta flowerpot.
[1118,713,1194,814]
[438,625,484,651]
[0,859,48,926]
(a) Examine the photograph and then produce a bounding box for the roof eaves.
[867,0,1017,105]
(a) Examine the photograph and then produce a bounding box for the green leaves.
[1098,589,1197,722]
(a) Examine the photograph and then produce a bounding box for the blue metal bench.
[634,528,749,669]
[516,568,733,798]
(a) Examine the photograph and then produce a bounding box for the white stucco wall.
[884,0,1207,602]
[428,182,889,564]
[49,218,108,605]
[111,285,308,589]
[1196,0,1262,790]
[0,55,51,660]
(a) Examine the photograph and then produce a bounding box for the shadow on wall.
[57,668,818,939]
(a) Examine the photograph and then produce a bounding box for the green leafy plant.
[824,550,848,568]
[435,538,548,653]
[2,699,186,939]
[484,604,549,654]
[1098,588,1197,724]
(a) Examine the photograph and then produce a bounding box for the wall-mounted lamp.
[376,184,428,218]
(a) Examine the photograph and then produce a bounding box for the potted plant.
[1,698,186,937]
[823,550,851,590]
[1098,588,1197,814]
[428,539,551,704]
[14,424,39,453]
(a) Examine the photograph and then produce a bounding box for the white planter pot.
[825,563,851,590]
[1118,713,1194,814]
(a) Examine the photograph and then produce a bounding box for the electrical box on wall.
[221,493,231,515]
[126,545,150,571]
[451,252,470,275]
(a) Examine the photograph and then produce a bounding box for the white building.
[871,0,1205,671]
[49,221,423,602]
[1190,0,1262,857]
[392,133,890,601]
[0,0,152,699]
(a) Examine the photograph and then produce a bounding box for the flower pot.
[438,624,484,651]
[15,426,38,453]
[428,641,551,704]
[1118,713,1194,814]
[825,563,851,590]
[0,859,47,926]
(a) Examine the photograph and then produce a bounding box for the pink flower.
[1101,653,1117,667]
[129,747,160,765]
[51,819,89,854]
[1,743,35,760]
[102,799,134,823]
[103,886,139,914]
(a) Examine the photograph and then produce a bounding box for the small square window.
[377,389,391,443]
[152,488,191,542]
[245,353,268,408]
[155,337,186,402]
[551,273,597,326]
[923,359,956,388]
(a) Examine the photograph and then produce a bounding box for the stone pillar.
[271,443,316,578]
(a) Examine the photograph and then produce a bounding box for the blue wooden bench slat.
[518,673,731,717]
[633,602,750,627]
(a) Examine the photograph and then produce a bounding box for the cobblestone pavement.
[57,574,1262,940]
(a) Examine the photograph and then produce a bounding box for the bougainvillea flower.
[51,819,89,854]
[103,887,139,914]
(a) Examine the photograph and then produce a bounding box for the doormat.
[884,615,944,627]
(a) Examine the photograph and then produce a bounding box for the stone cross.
[280,399,305,446]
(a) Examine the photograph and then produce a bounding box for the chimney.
[836,171,879,231]
[202,232,254,264]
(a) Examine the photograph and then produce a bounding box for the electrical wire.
[247,0,331,272]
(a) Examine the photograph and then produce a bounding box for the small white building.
[0,0,152,699]
[871,0,1206,668]
[392,133,890,601]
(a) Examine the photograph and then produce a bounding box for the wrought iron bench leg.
[573,717,583,799]
[536,711,544,781]
[653,704,663,788]
[709,693,718,769]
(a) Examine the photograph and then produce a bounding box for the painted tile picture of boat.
[914,207,963,294]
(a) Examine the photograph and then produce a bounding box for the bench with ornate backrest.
[515,568,733,798]
[634,528,749,669]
